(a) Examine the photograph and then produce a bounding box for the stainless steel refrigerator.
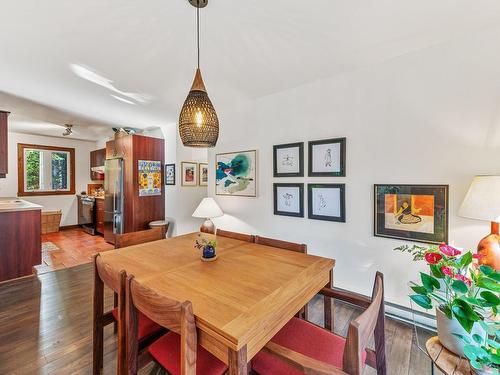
[104,158,124,244]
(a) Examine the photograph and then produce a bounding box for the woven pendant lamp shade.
[179,69,219,147]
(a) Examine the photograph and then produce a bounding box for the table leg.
[431,361,434,375]
[228,345,248,375]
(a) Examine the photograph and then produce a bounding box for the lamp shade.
[192,197,223,219]
[459,176,500,222]
[179,69,219,148]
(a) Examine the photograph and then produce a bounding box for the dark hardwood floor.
[0,263,439,374]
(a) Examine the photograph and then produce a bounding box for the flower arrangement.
[394,243,500,333]
[195,235,217,260]
[396,242,500,372]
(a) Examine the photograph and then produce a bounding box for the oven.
[78,195,96,235]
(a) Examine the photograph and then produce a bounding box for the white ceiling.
[1,0,500,140]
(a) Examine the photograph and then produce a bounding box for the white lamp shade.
[192,197,223,219]
[459,176,500,222]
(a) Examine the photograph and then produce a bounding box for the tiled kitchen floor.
[36,228,114,274]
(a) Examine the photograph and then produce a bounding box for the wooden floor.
[37,228,114,274]
[0,263,440,375]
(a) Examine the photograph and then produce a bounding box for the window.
[18,144,75,196]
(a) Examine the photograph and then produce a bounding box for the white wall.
[208,28,500,307]
[0,132,97,226]
[160,124,208,236]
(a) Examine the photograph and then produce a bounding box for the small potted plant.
[195,235,217,261]
[395,243,500,356]
[454,320,500,375]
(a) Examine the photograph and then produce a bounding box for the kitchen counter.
[0,197,43,213]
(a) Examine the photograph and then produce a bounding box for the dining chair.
[251,272,386,375]
[254,235,307,254]
[216,228,255,242]
[254,235,308,320]
[115,227,163,248]
[125,275,228,375]
[93,228,165,375]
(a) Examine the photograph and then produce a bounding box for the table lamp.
[192,197,223,234]
[459,175,500,270]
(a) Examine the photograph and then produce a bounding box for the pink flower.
[472,253,484,260]
[441,266,455,277]
[425,252,443,264]
[439,243,461,257]
[454,274,472,286]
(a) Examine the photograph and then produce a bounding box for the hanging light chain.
[197,0,200,69]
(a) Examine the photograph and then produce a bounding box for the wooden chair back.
[343,272,385,375]
[93,254,127,375]
[254,235,307,253]
[115,227,163,249]
[216,229,255,243]
[126,276,197,375]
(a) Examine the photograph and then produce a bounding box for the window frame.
[17,143,76,196]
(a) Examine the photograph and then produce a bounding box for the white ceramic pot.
[436,309,485,357]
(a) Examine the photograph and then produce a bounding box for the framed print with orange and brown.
[374,184,448,244]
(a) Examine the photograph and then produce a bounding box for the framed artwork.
[273,142,304,177]
[181,162,198,187]
[138,160,162,196]
[216,150,257,197]
[308,137,346,177]
[374,184,449,244]
[274,183,304,217]
[308,184,345,222]
[165,163,175,185]
[199,163,208,186]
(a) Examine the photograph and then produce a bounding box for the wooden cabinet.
[0,111,10,178]
[90,148,105,180]
[0,209,41,282]
[95,198,104,234]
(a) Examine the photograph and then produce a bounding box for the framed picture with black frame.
[307,183,346,222]
[165,163,175,185]
[273,142,304,177]
[273,183,304,218]
[374,184,449,244]
[308,137,346,177]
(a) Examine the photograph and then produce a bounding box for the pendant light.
[178,0,219,148]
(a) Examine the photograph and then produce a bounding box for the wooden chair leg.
[93,257,104,375]
[113,292,118,334]
[324,270,334,331]
[374,273,387,375]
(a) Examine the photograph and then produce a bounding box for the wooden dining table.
[97,232,335,374]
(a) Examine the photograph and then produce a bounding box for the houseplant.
[395,243,500,357]
[195,235,217,261]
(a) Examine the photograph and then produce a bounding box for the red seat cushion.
[111,308,161,340]
[149,332,228,375]
[252,317,366,375]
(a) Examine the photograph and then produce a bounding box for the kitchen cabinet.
[95,198,104,234]
[0,111,10,178]
[90,148,105,180]
[0,199,41,282]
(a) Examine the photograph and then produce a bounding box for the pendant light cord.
[197,0,200,69]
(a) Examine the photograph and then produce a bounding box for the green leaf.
[410,294,432,309]
[451,279,468,294]
[454,299,481,321]
[478,277,500,292]
[469,359,482,370]
[452,307,474,333]
[489,272,500,282]
[480,265,494,276]
[453,333,471,343]
[409,284,428,295]
[464,345,480,360]
[459,252,473,269]
[430,264,445,279]
[487,339,500,349]
[479,320,496,335]
[441,305,453,319]
[472,334,484,344]
[480,291,500,306]
[420,272,440,292]
[461,296,483,307]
